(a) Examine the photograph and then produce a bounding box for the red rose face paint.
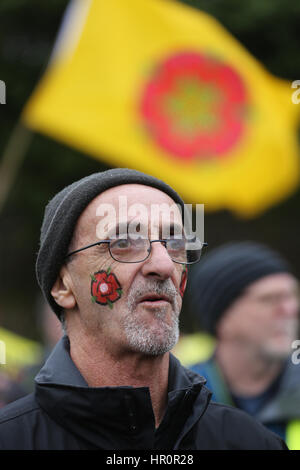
[179,266,188,298]
[90,267,123,309]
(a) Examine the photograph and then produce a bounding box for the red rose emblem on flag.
[91,269,122,309]
[140,51,248,161]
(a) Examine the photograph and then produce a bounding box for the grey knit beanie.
[36,168,185,318]
[189,241,291,336]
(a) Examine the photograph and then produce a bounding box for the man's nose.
[140,241,175,280]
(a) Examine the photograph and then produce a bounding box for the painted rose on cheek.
[179,267,188,298]
[91,268,123,309]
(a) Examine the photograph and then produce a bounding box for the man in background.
[188,241,300,448]
[17,296,62,394]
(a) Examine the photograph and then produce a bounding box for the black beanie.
[188,241,291,336]
[36,168,185,318]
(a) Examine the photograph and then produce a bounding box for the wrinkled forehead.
[75,184,183,241]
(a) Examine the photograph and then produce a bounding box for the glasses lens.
[109,237,149,262]
[166,238,187,263]
[109,236,205,264]
[166,237,203,264]
[186,247,202,264]
[186,238,204,264]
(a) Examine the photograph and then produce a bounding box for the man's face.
[216,273,300,360]
[64,184,186,356]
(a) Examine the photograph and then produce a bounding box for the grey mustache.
[127,280,178,307]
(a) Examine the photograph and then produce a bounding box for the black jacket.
[0,336,287,450]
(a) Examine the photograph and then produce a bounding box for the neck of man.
[68,329,170,428]
[215,341,285,397]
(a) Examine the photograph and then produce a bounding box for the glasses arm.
[66,240,110,258]
[65,239,208,261]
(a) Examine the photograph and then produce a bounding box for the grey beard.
[122,279,180,356]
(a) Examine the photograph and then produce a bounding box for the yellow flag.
[22,0,300,216]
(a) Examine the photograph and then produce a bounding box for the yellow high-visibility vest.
[0,327,42,378]
[286,420,300,450]
[172,332,215,367]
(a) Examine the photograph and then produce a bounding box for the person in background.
[17,296,62,394]
[0,296,60,405]
[0,310,28,407]
[188,241,300,448]
[0,371,26,409]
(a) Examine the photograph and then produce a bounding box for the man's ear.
[51,265,76,310]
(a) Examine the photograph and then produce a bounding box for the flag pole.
[0,122,32,214]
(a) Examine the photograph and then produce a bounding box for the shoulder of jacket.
[0,393,40,425]
[202,401,288,449]
[206,400,269,423]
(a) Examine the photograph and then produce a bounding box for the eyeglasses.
[66,237,208,265]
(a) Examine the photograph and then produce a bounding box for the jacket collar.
[35,336,87,387]
[35,336,211,449]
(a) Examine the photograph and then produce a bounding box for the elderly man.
[188,241,300,448]
[0,169,287,449]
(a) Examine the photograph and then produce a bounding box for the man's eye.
[167,238,185,250]
[111,238,131,250]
